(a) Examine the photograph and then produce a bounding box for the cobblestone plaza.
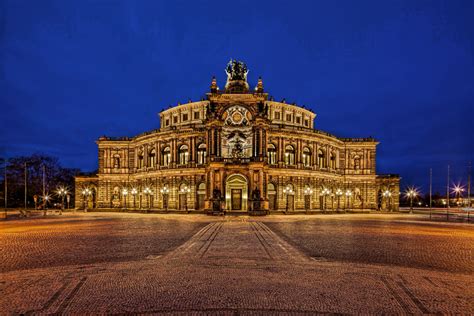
[0,213,472,314]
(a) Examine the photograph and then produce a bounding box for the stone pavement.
[0,214,472,314]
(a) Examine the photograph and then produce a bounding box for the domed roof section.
[224,59,249,93]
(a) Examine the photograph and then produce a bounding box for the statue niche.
[222,106,253,159]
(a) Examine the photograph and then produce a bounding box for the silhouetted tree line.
[0,154,82,208]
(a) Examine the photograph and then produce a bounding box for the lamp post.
[283,185,294,214]
[345,190,352,212]
[405,188,418,214]
[66,194,70,210]
[180,185,191,213]
[303,187,313,213]
[453,185,464,208]
[34,195,38,210]
[41,194,51,216]
[160,186,169,211]
[81,189,86,210]
[321,188,331,211]
[382,190,392,212]
[44,195,49,215]
[143,187,152,211]
[56,186,68,215]
[335,188,343,211]
[131,188,138,209]
[122,188,128,209]
[82,188,91,212]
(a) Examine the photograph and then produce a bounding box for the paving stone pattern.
[265,216,474,273]
[0,213,472,314]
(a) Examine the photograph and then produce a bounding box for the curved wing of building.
[75,60,400,213]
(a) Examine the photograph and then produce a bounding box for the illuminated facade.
[75,60,400,213]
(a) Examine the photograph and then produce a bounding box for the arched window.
[137,150,144,169]
[318,149,326,168]
[302,147,311,167]
[179,145,189,165]
[198,182,206,191]
[268,143,277,165]
[354,156,361,170]
[197,143,207,165]
[148,149,156,168]
[162,146,171,166]
[285,145,295,165]
[330,152,336,169]
[113,154,120,169]
[268,183,276,195]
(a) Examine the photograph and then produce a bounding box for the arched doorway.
[268,183,277,211]
[283,184,295,211]
[178,183,189,211]
[196,182,206,210]
[225,174,248,211]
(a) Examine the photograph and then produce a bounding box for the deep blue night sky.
[1,0,473,193]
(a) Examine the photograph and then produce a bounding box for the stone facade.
[75,60,400,213]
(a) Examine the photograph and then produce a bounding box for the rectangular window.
[296,117,301,124]
[286,114,292,122]
[275,112,280,120]
[165,119,170,126]
[173,116,178,124]
[182,113,188,121]
[194,111,200,119]
[304,119,309,127]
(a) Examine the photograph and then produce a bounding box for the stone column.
[172,139,177,165]
[217,128,221,157]
[157,141,161,166]
[190,137,195,163]
[209,170,214,193]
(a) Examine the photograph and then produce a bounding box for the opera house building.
[75,60,399,214]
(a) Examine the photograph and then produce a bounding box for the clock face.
[224,106,251,126]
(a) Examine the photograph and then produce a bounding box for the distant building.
[75,60,400,213]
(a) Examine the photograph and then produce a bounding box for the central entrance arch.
[225,174,248,211]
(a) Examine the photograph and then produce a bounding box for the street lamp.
[283,185,294,214]
[56,186,68,215]
[81,188,91,212]
[452,185,464,207]
[131,188,138,209]
[345,190,352,211]
[81,189,86,210]
[66,194,71,210]
[160,186,169,211]
[143,187,152,211]
[180,185,191,213]
[42,194,51,216]
[335,188,343,210]
[122,188,128,209]
[382,190,392,212]
[405,187,418,214]
[321,188,331,211]
[303,187,313,213]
